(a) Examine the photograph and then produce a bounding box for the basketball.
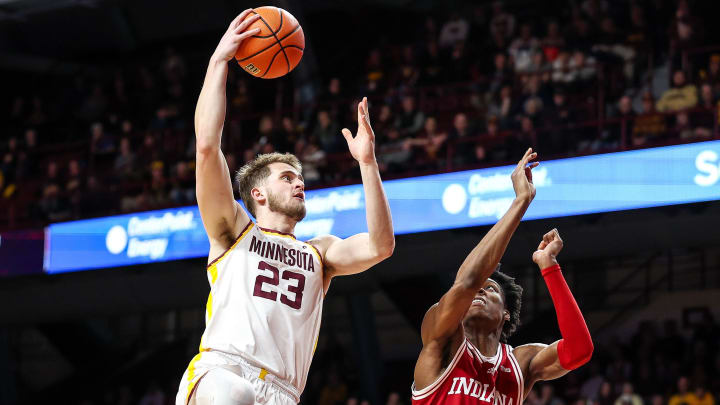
[234,6,305,79]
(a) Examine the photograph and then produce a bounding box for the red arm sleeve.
[541,264,593,370]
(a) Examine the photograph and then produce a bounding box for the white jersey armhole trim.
[506,343,525,403]
[411,339,468,400]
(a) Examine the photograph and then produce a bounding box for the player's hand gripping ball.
[234,6,305,79]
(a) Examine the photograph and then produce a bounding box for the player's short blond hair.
[235,152,302,217]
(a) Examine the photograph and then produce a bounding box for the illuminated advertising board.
[44,140,720,273]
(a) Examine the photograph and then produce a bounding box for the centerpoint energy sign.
[45,140,720,273]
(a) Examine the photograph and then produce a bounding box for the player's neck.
[464,324,502,358]
[256,211,297,235]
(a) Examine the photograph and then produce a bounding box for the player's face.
[464,279,507,324]
[265,163,306,221]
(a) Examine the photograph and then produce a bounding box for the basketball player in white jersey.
[176,10,395,405]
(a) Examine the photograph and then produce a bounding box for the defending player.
[176,10,395,405]
[412,148,593,405]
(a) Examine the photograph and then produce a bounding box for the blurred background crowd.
[1,0,719,404]
[1,0,719,228]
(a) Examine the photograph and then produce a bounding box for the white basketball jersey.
[199,221,324,394]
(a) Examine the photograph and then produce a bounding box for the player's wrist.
[538,259,560,272]
[358,159,379,169]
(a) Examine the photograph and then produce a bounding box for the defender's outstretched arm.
[421,149,539,344]
[515,229,593,391]
[196,11,259,248]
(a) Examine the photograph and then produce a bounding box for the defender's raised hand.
[213,10,261,62]
[532,228,564,268]
[342,97,377,165]
[511,147,539,202]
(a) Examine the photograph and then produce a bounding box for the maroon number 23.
[253,261,305,309]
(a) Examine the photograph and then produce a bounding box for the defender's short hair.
[490,267,523,342]
[234,152,302,217]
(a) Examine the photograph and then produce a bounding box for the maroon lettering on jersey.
[412,339,524,405]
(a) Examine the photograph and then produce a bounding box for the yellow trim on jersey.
[208,263,218,285]
[186,352,203,403]
[206,222,255,269]
[306,243,323,269]
[313,335,319,354]
[205,292,214,322]
[259,368,269,380]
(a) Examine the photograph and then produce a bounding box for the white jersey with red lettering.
[178,221,324,404]
[411,339,524,405]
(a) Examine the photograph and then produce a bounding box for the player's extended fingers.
[230,9,253,30]
[552,228,562,242]
[516,148,533,169]
[341,128,354,143]
[236,27,261,41]
[235,14,261,34]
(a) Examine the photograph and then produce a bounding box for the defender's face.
[464,279,507,323]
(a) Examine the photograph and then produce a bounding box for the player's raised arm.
[313,98,395,282]
[195,11,260,247]
[513,229,593,392]
[420,149,538,344]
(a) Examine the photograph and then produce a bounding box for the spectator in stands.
[395,95,424,137]
[297,136,326,186]
[169,161,195,205]
[377,128,412,173]
[488,84,516,130]
[689,385,715,405]
[668,0,703,55]
[626,5,651,84]
[438,12,469,48]
[419,40,444,85]
[597,381,616,405]
[318,371,347,405]
[488,52,513,94]
[657,70,698,112]
[540,21,565,63]
[594,17,636,82]
[114,137,138,180]
[448,112,475,166]
[364,49,386,94]
[489,2,516,40]
[148,161,169,207]
[567,51,597,88]
[509,23,540,72]
[539,384,565,405]
[633,92,667,145]
[674,111,710,140]
[386,391,403,405]
[580,363,605,402]
[614,382,644,405]
[407,116,448,167]
[698,54,720,95]
[38,161,71,222]
[670,377,694,405]
[312,110,341,153]
[257,115,288,153]
[90,122,116,156]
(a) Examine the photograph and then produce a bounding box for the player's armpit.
[513,342,569,389]
[196,147,248,248]
[419,280,477,344]
[315,232,393,279]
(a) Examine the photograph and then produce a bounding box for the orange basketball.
[235,6,305,79]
